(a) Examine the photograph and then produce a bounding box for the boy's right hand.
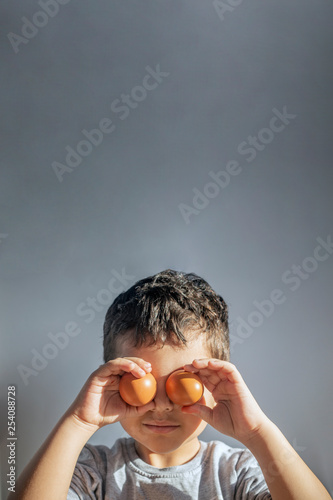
[66,358,155,433]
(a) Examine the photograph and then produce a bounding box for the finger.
[181,402,213,424]
[93,358,150,379]
[121,399,156,418]
[132,400,156,416]
[122,357,152,374]
[183,365,222,386]
[184,359,243,385]
[198,375,217,394]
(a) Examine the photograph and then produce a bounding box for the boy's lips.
[142,421,180,433]
[143,420,179,426]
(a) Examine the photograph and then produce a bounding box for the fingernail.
[138,369,146,376]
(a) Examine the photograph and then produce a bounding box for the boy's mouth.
[143,421,180,433]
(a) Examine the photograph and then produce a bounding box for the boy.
[11,269,331,499]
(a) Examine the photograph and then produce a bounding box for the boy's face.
[116,331,216,468]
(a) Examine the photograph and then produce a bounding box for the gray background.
[1,0,332,497]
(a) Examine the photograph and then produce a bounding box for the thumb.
[181,403,213,423]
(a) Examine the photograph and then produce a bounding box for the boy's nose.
[151,379,174,412]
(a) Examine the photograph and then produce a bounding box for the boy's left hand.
[181,358,270,446]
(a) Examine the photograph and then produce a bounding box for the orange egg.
[166,370,204,406]
[119,372,157,406]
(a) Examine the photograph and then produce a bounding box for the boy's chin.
[133,434,198,459]
[137,438,182,454]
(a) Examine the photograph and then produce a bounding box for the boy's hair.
[103,269,230,362]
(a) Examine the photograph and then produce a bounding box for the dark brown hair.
[103,269,229,362]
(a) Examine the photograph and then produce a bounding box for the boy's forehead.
[115,330,210,374]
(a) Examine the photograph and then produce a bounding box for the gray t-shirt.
[67,437,272,500]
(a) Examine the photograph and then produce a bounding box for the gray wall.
[1,0,332,497]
